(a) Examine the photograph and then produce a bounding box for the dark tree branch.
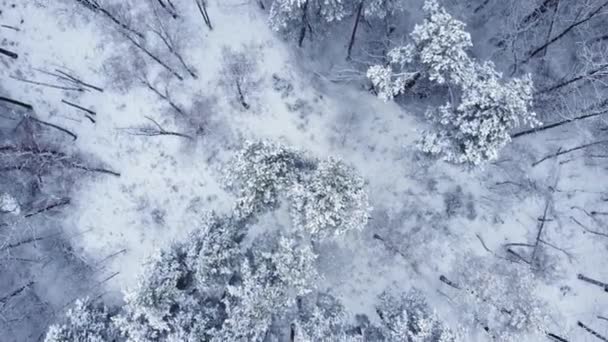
[0,96,33,110]
[512,108,608,138]
[578,321,608,341]
[29,117,78,140]
[195,0,213,30]
[122,32,184,81]
[24,198,71,218]
[577,273,608,292]
[346,1,363,60]
[0,47,18,59]
[532,140,608,167]
[61,99,96,116]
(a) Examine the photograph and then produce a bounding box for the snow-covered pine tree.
[225,140,314,219]
[269,0,354,46]
[368,0,539,165]
[289,157,371,238]
[294,292,354,341]
[367,0,472,100]
[216,233,319,341]
[114,213,243,342]
[376,289,461,342]
[419,63,539,165]
[45,298,120,342]
[363,0,407,20]
[448,255,552,341]
[226,141,371,238]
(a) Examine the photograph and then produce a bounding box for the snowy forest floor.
[1,0,608,341]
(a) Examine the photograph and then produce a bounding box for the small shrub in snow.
[0,193,20,215]
[45,298,119,342]
[376,289,461,342]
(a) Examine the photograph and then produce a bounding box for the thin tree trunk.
[512,108,608,138]
[346,1,364,60]
[298,1,310,47]
[532,140,608,167]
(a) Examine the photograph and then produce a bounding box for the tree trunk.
[346,2,364,60]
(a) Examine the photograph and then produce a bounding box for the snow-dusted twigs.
[373,234,421,275]
[578,321,608,341]
[10,75,85,92]
[532,140,608,167]
[0,281,34,306]
[140,78,185,115]
[577,274,608,292]
[124,116,193,140]
[36,68,104,92]
[149,10,198,78]
[570,216,608,238]
[122,32,184,81]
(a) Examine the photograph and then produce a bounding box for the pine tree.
[419,64,539,165]
[226,141,371,238]
[289,157,371,238]
[216,233,319,341]
[448,255,552,341]
[225,140,314,219]
[368,0,539,165]
[376,289,461,342]
[45,298,120,342]
[114,213,242,342]
[268,0,354,45]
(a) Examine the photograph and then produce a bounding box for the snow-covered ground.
[1,0,608,341]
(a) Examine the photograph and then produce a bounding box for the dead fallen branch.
[0,96,33,110]
[125,116,193,140]
[532,140,608,167]
[29,117,78,140]
[0,281,34,305]
[571,216,608,238]
[24,198,71,218]
[578,321,608,341]
[577,273,608,292]
[10,75,84,92]
[512,109,608,138]
[0,47,18,59]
